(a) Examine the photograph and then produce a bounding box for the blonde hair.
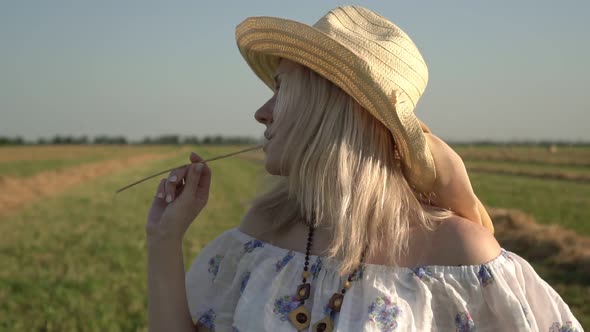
[250,62,453,275]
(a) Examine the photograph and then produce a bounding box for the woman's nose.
[254,97,274,125]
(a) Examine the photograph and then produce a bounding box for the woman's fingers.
[164,166,189,203]
[190,152,204,163]
[173,161,211,215]
[160,152,206,204]
[146,151,213,242]
[194,162,211,204]
[155,178,167,201]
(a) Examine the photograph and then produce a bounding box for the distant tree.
[190,135,259,145]
[182,136,201,145]
[0,136,25,145]
[212,135,223,145]
[112,136,127,144]
[93,135,127,144]
[154,135,179,144]
[77,136,89,144]
[51,135,64,144]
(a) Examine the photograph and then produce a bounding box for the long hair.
[250,62,453,275]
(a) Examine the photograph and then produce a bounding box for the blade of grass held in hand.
[115,145,263,194]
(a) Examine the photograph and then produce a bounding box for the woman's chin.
[264,161,281,175]
[263,155,284,176]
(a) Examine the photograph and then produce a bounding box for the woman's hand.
[423,132,494,233]
[146,152,212,244]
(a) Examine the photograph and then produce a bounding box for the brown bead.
[296,313,308,323]
[328,293,344,312]
[296,283,311,301]
[302,271,311,279]
[343,280,351,289]
[313,316,334,332]
[288,305,311,330]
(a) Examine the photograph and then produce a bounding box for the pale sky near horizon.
[1,1,589,143]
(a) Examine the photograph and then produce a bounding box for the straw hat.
[236,5,435,193]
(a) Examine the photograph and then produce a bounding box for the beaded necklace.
[288,225,367,332]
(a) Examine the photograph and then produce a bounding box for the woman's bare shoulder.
[425,215,502,266]
[238,208,260,236]
[238,207,273,239]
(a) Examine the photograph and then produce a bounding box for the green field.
[0,145,176,178]
[471,172,590,235]
[0,145,588,330]
[455,144,590,167]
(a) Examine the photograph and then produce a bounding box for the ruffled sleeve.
[184,229,265,330]
[486,251,583,331]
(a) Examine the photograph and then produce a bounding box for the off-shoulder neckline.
[228,227,510,276]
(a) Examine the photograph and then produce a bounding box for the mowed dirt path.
[0,149,188,218]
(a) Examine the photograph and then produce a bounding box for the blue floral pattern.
[350,264,365,282]
[197,309,216,330]
[455,311,475,332]
[276,251,294,272]
[243,239,264,253]
[368,295,402,331]
[207,255,223,279]
[240,271,250,294]
[322,302,335,319]
[273,295,300,321]
[501,248,512,260]
[478,265,494,287]
[549,321,579,332]
[310,256,323,280]
[411,266,434,281]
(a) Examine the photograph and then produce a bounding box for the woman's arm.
[145,152,212,332]
[423,132,494,233]
[147,240,197,332]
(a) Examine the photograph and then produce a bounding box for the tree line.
[1,135,589,147]
[0,135,260,146]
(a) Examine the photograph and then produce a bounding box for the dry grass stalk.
[490,207,590,279]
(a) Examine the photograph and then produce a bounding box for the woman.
[146,6,582,332]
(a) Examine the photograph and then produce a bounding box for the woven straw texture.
[236,6,435,192]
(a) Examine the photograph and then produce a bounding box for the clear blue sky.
[1,0,588,142]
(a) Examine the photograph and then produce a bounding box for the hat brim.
[236,16,435,193]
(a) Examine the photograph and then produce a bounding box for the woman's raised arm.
[145,152,212,331]
[423,132,494,233]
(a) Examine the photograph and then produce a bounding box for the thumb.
[176,161,211,215]
[181,162,204,199]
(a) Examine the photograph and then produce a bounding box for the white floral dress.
[185,228,583,331]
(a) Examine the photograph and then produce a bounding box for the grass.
[0,145,174,177]
[471,172,590,236]
[0,146,265,331]
[0,144,588,330]
[0,156,117,178]
[466,159,590,175]
[453,144,590,167]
